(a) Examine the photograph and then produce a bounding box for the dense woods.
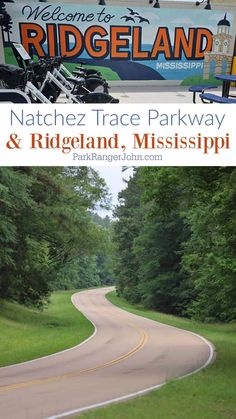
[113,167,236,322]
[0,167,113,308]
[1,165,235,323]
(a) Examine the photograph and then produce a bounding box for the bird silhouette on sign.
[121,16,135,22]
[127,8,139,16]
[137,16,150,24]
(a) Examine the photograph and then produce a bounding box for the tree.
[0,3,12,43]
[182,167,236,322]
[0,167,110,308]
[113,169,143,303]
[112,167,236,322]
[133,167,192,314]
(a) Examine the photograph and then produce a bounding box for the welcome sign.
[2,2,235,83]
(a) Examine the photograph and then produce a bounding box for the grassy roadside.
[79,291,236,419]
[0,290,93,367]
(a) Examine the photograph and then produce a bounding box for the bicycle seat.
[66,76,85,85]
[72,70,85,77]
[76,62,85,67]
[0,64,25,88]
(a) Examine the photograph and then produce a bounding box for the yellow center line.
[0,323,148,393]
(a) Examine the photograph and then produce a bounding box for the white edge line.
[45,293,215,419]
[0,291,98,371]
[45,384,165,419]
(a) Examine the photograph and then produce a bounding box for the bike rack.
[53,68,73,90]
[58,65,91,94]
[0,89,31,103]
[59,64,72,78]
[25,81,51,103]
[41,72,82,103]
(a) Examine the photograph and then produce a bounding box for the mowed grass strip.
[0,291,93,367]
[78,291,236,419]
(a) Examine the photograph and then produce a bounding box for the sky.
[96,167,133,217]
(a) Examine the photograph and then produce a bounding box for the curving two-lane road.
[0,287,214,419]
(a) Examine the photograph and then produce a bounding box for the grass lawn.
[0,290,93,367]
[3,47,121,81]
[78,291,236,419]
[181,73,222,86]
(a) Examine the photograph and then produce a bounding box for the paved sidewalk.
[58,84,236,104]
[0,287,213,419]
[111,85,194,103]
[111,85,223,103]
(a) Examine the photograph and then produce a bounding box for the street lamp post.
[153,0,160,8]
[196,0,212,10]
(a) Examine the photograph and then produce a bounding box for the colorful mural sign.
[1,1,235,84]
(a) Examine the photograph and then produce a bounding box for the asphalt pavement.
[0,287,214,419]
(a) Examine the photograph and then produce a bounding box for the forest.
[113,167,236,323]
[1,166,236,323]
[0,167,113,308]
